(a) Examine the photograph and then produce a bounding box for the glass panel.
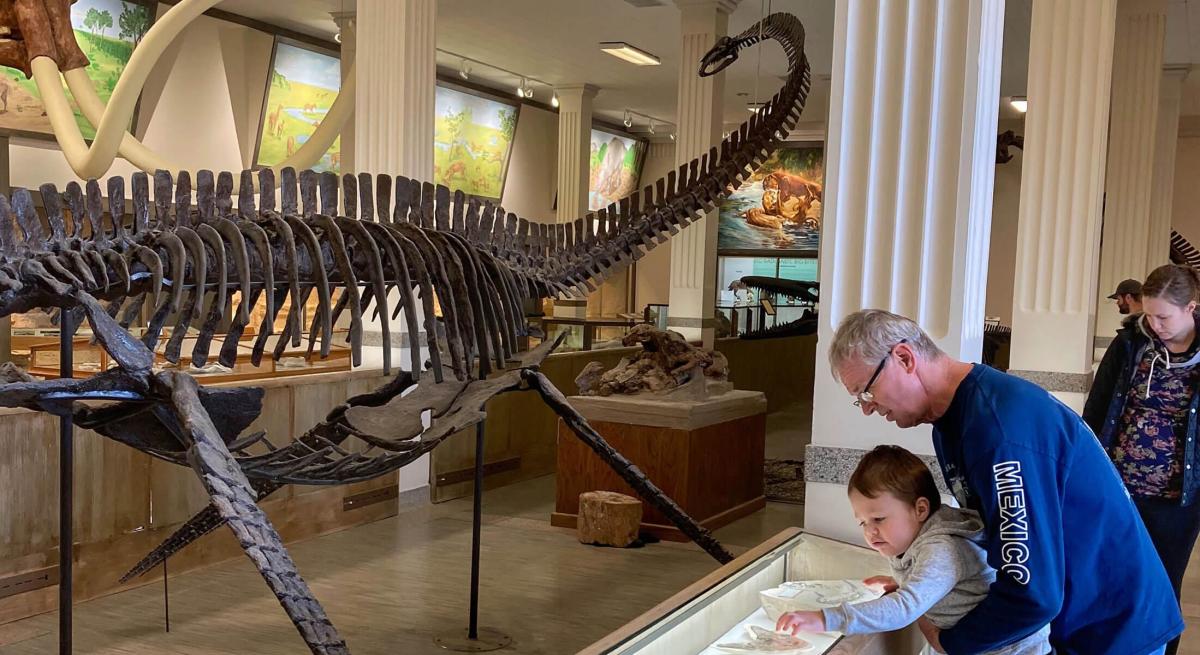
[778,257,818,282]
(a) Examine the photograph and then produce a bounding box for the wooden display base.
[554,391,767,543]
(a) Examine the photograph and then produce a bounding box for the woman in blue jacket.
[1084,264,1200,655]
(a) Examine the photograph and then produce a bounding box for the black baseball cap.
[1107,279,1142,299]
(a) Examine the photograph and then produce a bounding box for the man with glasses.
[828,309,1180,655]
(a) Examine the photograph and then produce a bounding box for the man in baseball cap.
[1108,278,1143,316]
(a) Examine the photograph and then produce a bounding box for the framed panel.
[253,37,342,173]
[433,81,520,201]
[589,126,647,211]
[0,0,156,141]
[717,141,823,257]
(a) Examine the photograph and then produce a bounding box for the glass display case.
[581,528,924,655]
[24,327,352,383]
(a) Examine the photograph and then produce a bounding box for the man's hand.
[917,616,945,653]
[775,610,825,635]
[862,575,899,594]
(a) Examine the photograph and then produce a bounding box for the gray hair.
[828,309,944,381]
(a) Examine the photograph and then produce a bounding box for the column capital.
[1163,64,1190,82]
[554,83,600,100]
[1117,0,1167,18]
[673,0,740,15]
[330,11,356,28]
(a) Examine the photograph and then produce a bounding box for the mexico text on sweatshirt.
[822,505,1050,655]
[930,364,1182,655]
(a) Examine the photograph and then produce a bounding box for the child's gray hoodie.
[821,506,1051,655]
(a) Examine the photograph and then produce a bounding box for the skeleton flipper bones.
[0,12,811,654]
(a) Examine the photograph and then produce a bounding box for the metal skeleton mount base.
[0,12,812,655]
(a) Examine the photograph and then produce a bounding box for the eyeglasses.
[853,339,907,408]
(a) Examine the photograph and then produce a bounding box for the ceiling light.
[551,93,559,108]
[1010,96,1027,113]
[459,59,471,80]
[599,41,661,66]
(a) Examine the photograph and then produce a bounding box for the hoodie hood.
[1130,313,1200,398]
[893,506,985,572]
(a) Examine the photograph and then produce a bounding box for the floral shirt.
[1111,342,1200,498]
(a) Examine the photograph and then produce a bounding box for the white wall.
[499,103,557,223]
[985,118,1025,326]
[634,140,676,308]
[1173,134,1200,248]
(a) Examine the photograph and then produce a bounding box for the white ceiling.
[212,0,1200,128]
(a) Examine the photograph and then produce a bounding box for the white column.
[806,0,1004,542]
[667,0,736,347]
[1009,0,1118,411]
[354,0,435,180]
[352,0,436,497]
[1095,0,1166,337]
[1147,66,1188,268]
[330,11,356,175]
[555,84,597,222]
[553,84,598,319]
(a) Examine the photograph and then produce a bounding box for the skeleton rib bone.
[0,11,810,654]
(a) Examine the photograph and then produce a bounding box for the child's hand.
[775,610,825,635]
[862,575,899,594]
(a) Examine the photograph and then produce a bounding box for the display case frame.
[581,528,924,655]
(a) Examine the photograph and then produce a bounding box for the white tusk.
[36,0,354,180]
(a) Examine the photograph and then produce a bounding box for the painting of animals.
[0,0,153,139]
[433,84,517,200]
[588,129,645,212]
[254,40,341,173]
[718,144,823,254]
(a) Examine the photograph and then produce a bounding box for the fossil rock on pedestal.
[574,324,731,399]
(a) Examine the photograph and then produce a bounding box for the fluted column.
[353,0,435,498]
[330,11,356,175]
[554,84,598,319]
[667,0,736,347]
[354,0,435,180]
[806,0,1004,542]
[1095,0,1166,337]
[1009,0,1118,411]
[1147,66,1188,268]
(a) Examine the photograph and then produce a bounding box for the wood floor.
[0,475,806,654]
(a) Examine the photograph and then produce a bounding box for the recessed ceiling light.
[1010,96,1027,113]
[599,42,661,66]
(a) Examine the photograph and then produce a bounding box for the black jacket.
[1083,313,1200,506]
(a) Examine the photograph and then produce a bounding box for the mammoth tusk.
[34,0,353,179]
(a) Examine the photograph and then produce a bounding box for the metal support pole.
[58,312,74,655]
[432,418,511,652]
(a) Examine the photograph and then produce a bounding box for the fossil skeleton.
[0,12,811,655]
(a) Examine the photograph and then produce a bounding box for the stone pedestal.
[553,390,766,542]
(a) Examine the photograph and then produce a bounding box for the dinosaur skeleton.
[0,13,810,655]
[732,276,818,339]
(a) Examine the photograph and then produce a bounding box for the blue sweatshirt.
[932,365,1182,655]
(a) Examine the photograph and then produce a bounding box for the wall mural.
[433,84,518,200]
[255,40,341,173]
[717,143,823,254]
[589,128,645,211]
[0,0,154,139]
